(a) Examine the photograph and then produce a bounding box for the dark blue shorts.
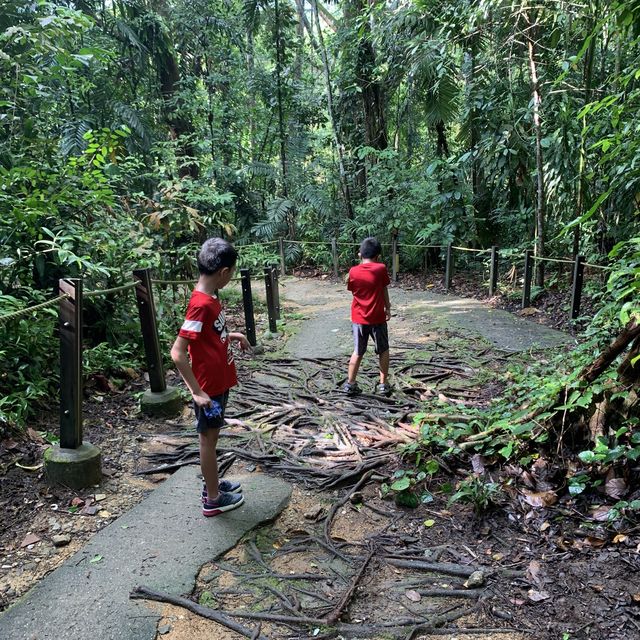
[352,322,389,356]
[193,391,229,433]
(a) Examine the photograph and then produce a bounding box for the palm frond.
[112,102,152,150]
[60,120,92,157]
[252,197,293,239]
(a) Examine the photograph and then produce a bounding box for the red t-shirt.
[178,290,238,396]
[347,262,390,324]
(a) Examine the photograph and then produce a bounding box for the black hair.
[197,238,238,275]
[359,237,382,259]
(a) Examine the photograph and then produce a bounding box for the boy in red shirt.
[343,237,392,396]
[171,238,250,516]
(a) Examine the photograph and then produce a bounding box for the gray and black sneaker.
[202,480,242,503]
[342,381,362,396]
[202,491,244,517]
[377,383,392,396]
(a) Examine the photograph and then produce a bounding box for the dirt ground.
[1,275,639,640]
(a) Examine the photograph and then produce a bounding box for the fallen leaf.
[70,497,84,507]
[590,505,613,522]
[591,584,604,593]
[605,477,627,500]
[20,533,41,548]
[526,560,544,587]
[613,534,628,544]
[94,494,107,502]
[527,589,550,602]
[521,307,539,316]
[471,454,486,475]
[522,490,557,508]
[27,428,45,443]
[585,536,607,548]
[540,521,551,532]
[405,590,421,602]
[98,510,111,518]
[423,519,435,528]
[15,462,43,471]
[632,593,640,603]
[89,554,103,564]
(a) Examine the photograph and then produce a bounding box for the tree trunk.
[311,0,354,220]
[525,12,545,287]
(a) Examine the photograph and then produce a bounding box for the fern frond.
[60,120,92,157]
[112,102,152,150]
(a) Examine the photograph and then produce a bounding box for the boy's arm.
[170,335,211,408]
[383,286,391,321]
[229,332,251,351]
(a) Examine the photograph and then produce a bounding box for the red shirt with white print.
[178,290,238,396]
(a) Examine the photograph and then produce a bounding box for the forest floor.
[1,274,639,640]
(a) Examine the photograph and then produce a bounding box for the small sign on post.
[522,250,534,308]
[133,269,166,394]
[444,243,453,292]
[59,278,83,449]
[264,266,278,333]
[489,246,499,297]
[240,268,257,346]
[271,265,281,319]
[570,255,585,320]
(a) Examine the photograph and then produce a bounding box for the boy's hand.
[193,391,212,409]
[385,307,392,321]
[231,332,252,352]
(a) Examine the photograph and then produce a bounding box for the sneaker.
[342,381,362,396]
[202,480,242,503]
[202,492,244,517]
[377,383,392,396]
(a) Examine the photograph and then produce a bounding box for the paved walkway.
[281,277,570,359]
[0,468,291,640]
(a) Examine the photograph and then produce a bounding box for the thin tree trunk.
[311,0,354,220]
[526,12,545,287]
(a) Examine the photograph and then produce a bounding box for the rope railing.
[84,281,138,298]
[0,293,70,322]
[532,255,575,265]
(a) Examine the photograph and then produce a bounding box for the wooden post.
[264,266,278,333]
[133,269,167,394]
[278,238,286,276]
[570,255,585,321]
[240,268,257,346]
[271,265,281,319]
[522,249,533,309]
[331,238,339,279]
[391,235,399,282]
[489,246,499,297]
[444,243,453,292]
[59,278,83,449]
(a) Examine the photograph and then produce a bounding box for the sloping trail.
[140,278,567,639]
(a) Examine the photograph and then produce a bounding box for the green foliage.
[448,476,503,515]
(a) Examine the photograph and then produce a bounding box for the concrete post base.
[44,442,102,489]
[139,385,183,418]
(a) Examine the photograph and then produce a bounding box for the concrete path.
[0,468,291,640]
[281,277,571,358]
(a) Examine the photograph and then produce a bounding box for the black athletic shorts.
[193,390,229,433]
[352,322,389,356]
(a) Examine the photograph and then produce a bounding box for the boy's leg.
[348,351,364,383]
[199,428,220,501]
[378,349,390,385]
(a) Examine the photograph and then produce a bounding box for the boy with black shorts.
[342,237,392,396]
[171,238,250,517]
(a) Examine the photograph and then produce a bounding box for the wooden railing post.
[391,234,399,282]
[489,246,499,297]
[264,266,278,333]
[271,264,281,319]
[133,269,166,393]
[522,249,534,308]
[59,278,83,449]
[570,255,585,321]
[332,238,339,279]
[444,243,453,292]
[278,238,286,276]
[240,268,257,346]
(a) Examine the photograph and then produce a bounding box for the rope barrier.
[84,281,138,298]
[583,262,613,271]
[151,278,197,286]
[451,246,491,254]
[0,294,69,322]
[532,255,574,265]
